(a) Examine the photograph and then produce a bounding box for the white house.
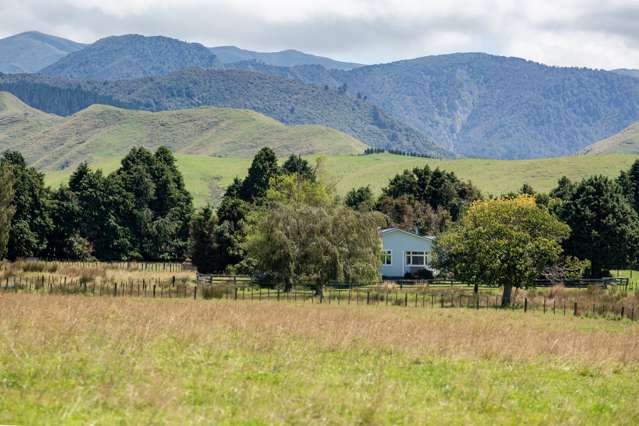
[379,228,435,278]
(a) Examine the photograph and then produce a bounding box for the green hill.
[44,152,639,208]
[0,91,366,170]
[0,70,452,158]
[580,121,639,155]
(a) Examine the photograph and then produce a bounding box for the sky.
[1,0,639,70]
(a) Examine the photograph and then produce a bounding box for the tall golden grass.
[1,294,637,366]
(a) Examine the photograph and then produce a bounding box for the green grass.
[0,91,365,170]
[1,295,638,425]
[45,152,639,207]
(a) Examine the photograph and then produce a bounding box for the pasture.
[44,153,639,207]
[1,295,638,425]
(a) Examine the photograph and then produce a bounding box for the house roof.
[379,227,436,241]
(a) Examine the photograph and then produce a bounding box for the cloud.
[0,0,638,69]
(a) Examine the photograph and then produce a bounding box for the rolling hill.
[0,31,85,74]
[0,91,366,170]
[580,121,639,155]
[0,71,452,158]
[225,54,639,159]
[41,35,219,81]
[44,152,639,208]
[210,46,361,70]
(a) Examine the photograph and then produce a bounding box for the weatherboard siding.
[380,229,434,278]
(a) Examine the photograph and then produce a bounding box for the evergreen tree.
[559,176,639,277]
[1,151,52,260]
[282,155,315,181]
[190,206,220,274]
[240,147,280,202]
[0,164,15,259]
[619,160,639,213]
[345,186,374,211]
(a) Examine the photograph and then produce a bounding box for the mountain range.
[0,70,451,158]
[1,31,639,160]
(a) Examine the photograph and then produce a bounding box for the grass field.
[0,294,638,425]
[45,152,639,207]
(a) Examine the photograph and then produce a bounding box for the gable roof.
[380,227,436,241]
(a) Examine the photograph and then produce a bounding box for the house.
[379,228,435,278]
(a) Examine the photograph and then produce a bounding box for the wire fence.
[2,274,637,322]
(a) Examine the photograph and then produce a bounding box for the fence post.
[235,287,238,301]
[621,305,625,319]
[404,293,408,307]
[194,286,197,300]
[573,302,578,317]
[153,285,156,298]
[366,291,370,305]
[543,297,546,314]
[524,298,528,313]
[113,282,117,297]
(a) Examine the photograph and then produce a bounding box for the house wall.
[380,231,434,278]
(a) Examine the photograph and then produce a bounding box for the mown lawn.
[1,295,638,425]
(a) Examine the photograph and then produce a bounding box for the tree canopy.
[436,195,570,306]
[559,175,639,276]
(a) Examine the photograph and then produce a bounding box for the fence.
[1,274,637,322]
[10,260,187,273]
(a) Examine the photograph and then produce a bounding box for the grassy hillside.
[0,71,453,158]
[0,92,366,170]
[45,153,639,207]
[581,121,639,155]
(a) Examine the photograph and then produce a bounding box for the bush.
[404,269,434,280]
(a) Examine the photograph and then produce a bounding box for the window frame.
[381,249,392,265]
[405,251,426,267]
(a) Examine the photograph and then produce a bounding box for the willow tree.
[436,195,570,306]
[243,174,382,292]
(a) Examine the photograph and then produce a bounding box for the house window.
[405,251,426,266]
[381,250,392,265]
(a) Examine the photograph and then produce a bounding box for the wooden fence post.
[524,298,528,313]
[573,302,578,317]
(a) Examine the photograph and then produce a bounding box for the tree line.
[1,145,638,305]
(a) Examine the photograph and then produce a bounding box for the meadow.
[0,294,638,425]
[45,152,639,207]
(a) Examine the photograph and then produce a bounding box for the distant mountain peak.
[0,31,85,74]
[209,45,362,70]
[41,34,219,81]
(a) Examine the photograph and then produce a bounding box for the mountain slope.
[0,31,85,73]
[612,69,639,79]
[41,35,219,81]
[226,53,639,159]
[0,91,367,170]
[210,46,361,70]
[0,71,453,158]
[580,121,639,155]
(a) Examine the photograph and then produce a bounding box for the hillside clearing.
[0,295,638,425]
[45,153,639,207]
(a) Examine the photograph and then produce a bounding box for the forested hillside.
[0,92,366,171]
[226,54,639,159]
[210,46,361,70]
[41,35,219,81]
[0,71,452,158]
[0,31,85,73]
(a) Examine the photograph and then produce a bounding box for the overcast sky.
[1,0,638,69]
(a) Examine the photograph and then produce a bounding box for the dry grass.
[1,294,638,424]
